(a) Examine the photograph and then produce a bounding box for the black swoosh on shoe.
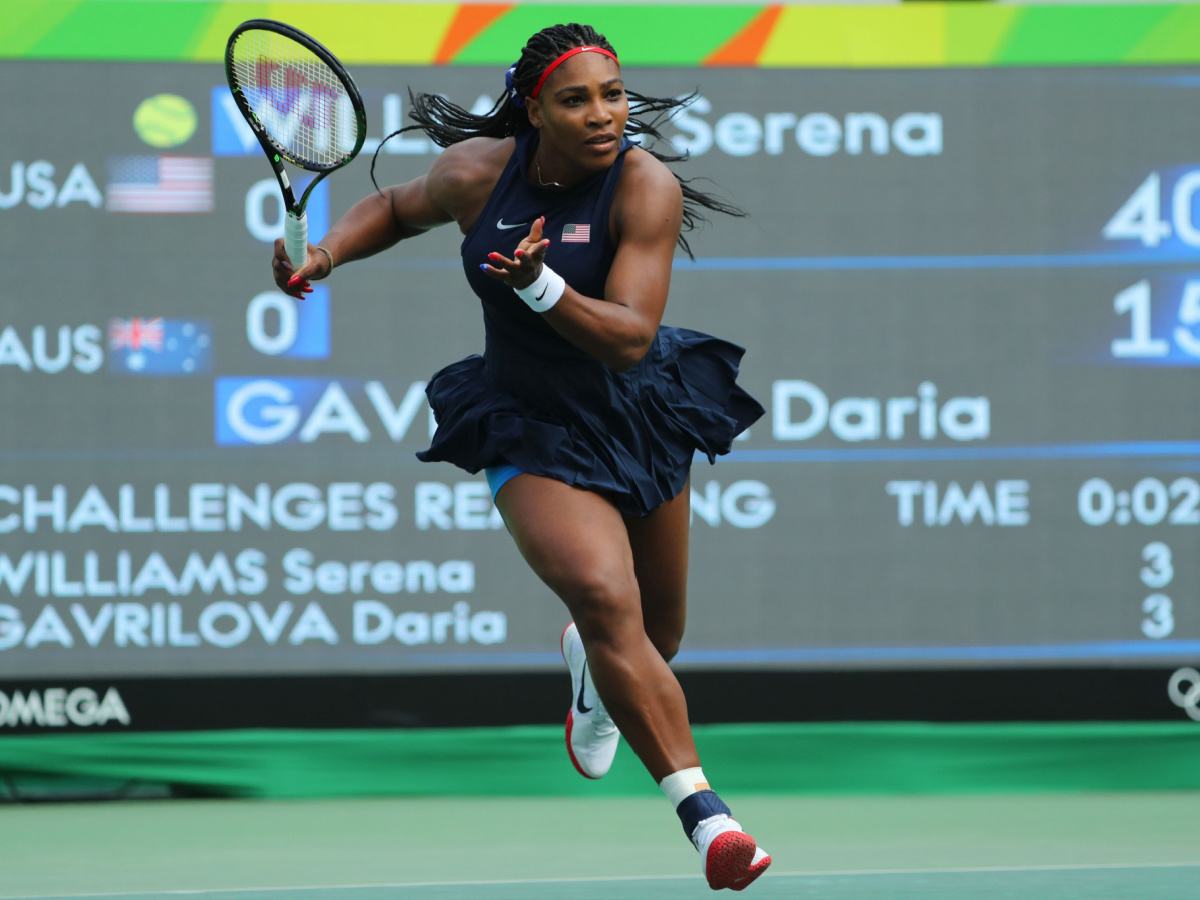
[576,661,594,714]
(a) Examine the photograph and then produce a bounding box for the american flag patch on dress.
[561,223,590,243]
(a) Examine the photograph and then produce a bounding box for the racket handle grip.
[285,210,308,269]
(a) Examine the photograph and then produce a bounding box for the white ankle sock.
[659,767,712,809]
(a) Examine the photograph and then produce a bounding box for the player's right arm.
[272,138,508,298]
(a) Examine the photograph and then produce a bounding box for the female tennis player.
[272,22,770,891]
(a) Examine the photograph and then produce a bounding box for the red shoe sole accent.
[562,623,599,780]
[564,710,597,782]
[564,709,602,780]
[705,832,766,891]
[730,853,771,892]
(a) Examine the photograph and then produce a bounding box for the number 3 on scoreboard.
[1140,542,1173,641]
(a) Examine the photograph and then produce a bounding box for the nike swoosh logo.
[535,285,548,302]
[576,661,594,714]
[496,218,530,230]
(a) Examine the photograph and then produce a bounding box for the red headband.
[530,46,619,100]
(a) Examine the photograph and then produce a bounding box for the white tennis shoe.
[560,622,620,779]
[691,814,772,891]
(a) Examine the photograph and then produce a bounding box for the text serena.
[0,550,473,598]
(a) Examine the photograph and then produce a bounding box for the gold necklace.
[535,157,564,189]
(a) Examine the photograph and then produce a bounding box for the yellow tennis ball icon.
[133,94,197,148]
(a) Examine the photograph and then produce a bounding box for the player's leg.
[495,473,700,780]
[554,480,688,777]
[624,478,771,890]
[623,478,690,663]
[487,465,624,778]
[496,474,771,890]
[553,482,691,778]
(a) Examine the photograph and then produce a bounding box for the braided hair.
[370,22,743,258]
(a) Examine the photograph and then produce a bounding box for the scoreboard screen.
[2,5,1199,687]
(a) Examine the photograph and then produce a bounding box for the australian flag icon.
[107,317,212,376]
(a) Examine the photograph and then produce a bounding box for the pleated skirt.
[416,326,764,517]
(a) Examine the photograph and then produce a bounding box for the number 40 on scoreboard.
[1103,171,1200,362]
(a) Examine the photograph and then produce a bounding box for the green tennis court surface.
[2,793,1197,899]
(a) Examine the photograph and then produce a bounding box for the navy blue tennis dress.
[415,129,764,517]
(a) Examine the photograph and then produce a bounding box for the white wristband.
[513,263,566,313]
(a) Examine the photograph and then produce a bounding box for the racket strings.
[230,29,354,169]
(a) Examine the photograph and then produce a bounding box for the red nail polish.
[287,275,299,287]
[515,249,524,258]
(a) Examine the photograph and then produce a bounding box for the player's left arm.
[482,151,682,371]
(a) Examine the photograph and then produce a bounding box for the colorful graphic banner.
[5,3,1200,68]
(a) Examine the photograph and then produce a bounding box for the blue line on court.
[722,441,1200,464]
[672,250,1200,272]
[364,639,1200,668]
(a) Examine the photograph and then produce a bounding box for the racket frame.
[224,18,367,265]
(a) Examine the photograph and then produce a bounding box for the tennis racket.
[225,19,367,268]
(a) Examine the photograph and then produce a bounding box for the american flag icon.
[561,223,591,243]
[106,156,213,214]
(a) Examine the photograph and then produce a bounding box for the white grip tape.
[284,211,308,269]
[513,264,566,313]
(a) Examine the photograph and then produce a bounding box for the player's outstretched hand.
[272,238,329,299]
[481,216,552,290]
